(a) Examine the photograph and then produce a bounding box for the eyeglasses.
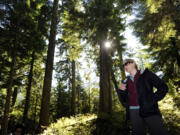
[123,61,133,68]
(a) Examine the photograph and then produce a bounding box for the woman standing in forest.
[119,58,168,135]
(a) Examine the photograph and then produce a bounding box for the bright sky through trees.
[1,1,179,134]
[104,41,111,48]
[52,15,143,87]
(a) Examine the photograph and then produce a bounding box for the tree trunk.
[38,0,59,131]
[116,41,125,80]
[11,87,18,107]
[99,41,112,115]
[175,50,180,68]
[170,37,180,68]
[89,80,91,112]
[118,52,126,80]
[71,60,76,115]
[77,86,80,114]
[1,49,16,135]
[33,91,38,135]
[23,51,35,124]
[1,1,17,134]
[112,43,126,105]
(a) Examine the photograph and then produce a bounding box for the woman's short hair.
[123,58,138,69]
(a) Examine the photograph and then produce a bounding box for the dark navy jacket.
[118,68,168,120]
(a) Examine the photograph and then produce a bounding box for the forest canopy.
[0,0,179,135]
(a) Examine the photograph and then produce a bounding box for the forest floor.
[40,111,180,135]
[40,94,180,135]
[40,112,129,135]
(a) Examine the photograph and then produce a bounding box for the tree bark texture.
[1,49,16,135]
[11,87,18,107]
[23,51,35,124]
[71,60,76,115]
[38,0,59,130]
[99,41,112,115]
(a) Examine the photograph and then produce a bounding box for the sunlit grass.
[159,93,180,134]
[41,114,97,135]
[40,93,180,135]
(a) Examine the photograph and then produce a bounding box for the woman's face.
[124,62,136,73]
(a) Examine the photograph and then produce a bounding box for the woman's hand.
[120,84,127,91]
